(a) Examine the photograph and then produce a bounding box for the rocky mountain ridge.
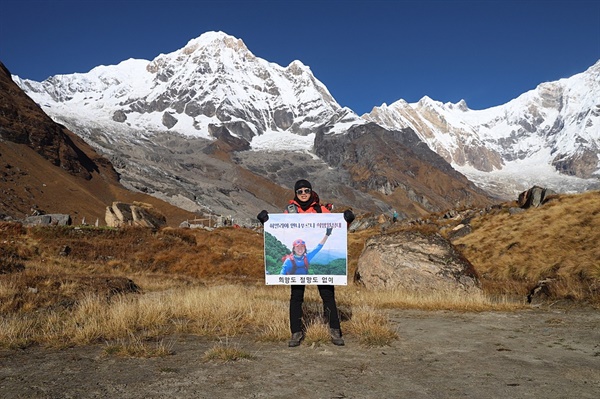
[0,61,196,226]
[13,32,599,220]
[14,31,359,142]
[16,40,599,205]
[364,61,600,198]
[9,32,494,221]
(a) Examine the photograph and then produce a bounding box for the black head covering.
[294,179,312,192]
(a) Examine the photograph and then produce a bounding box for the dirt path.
[1,306,599,398]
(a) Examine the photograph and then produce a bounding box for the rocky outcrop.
[162,112,178,129]
[553,148,600,179]
[366,99,505,173]
[354,231,480,292]
[314,122,493,214]
[527,278,554,304]
[517,186,557,208]
[23,214,72,226]
[105,202,166,228]
[0,62,114,181]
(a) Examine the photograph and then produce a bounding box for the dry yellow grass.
[343,306,398,346]
[338,287,520,312]
[0,284,517,350]
[0,191,597,352]
[202,337,255,362]
[103,334,174,358]
[455,190,600,301]
[0,285,512,350]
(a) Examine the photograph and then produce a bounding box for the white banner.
[263,213,348,285]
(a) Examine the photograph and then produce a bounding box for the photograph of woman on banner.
[280,230,331,275]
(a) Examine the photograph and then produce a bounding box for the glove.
[343,210,355,224]
[326,227,333,236]
[257,210,269,225]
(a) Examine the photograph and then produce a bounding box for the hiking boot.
[288,332,305,347]
[330,328,345,346]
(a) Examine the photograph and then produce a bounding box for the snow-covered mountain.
[363,61,600,198]
[14,31,362,150]
[12,32,380,219]
[10,31,599,218]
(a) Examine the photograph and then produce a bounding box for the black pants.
[289,284,341,333]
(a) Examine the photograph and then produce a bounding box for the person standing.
[257,179,355,347]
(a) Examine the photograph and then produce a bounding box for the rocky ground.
[1,305,598,399]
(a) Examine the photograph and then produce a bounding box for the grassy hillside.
[0,191,597,349]
[2,191,598,306]
[453,190,600,302]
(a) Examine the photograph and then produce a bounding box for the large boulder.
[105,202,166,228]
[23,214,71,226]
[517,186,557,208]
[354,231,480,292]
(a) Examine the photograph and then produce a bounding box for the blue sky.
[2,0,599,114]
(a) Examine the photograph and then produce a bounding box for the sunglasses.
[296,188,312,195]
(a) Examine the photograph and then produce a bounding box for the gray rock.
[58,245,71,256]
[355,231,480,292]
[105,202,166,228]
[517,186,557,208]
[112,110,127,122]
[527,278,555,304]
[447,223,472,240]
[23,214,71,226]
[162,112,178,129]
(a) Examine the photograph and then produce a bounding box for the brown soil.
[1,305,598,398]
